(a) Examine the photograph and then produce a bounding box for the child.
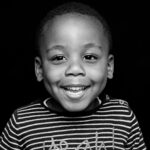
[0,2,146,150]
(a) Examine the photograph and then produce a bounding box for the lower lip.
[62,88,89,100]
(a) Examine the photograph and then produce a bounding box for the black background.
[1,0,149,148]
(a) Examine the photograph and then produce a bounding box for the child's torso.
[17,98,130,150]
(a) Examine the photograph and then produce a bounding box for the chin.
[61,100,90,112]
[65,106,85,112]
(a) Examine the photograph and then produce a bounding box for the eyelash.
[83,55,98,62]
[50,54,99,64]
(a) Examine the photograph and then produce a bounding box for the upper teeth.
[65,87,85,91]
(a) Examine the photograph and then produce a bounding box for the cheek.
[43,63,65,84]
[86,62,107,83]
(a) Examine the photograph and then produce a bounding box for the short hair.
[35,2,113,57]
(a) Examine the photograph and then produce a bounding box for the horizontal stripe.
[0,98,146,150]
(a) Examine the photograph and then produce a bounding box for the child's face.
[35,14,114,112]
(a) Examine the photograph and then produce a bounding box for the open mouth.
[60,85,90,99]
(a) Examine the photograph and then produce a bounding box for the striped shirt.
[0,97,146,150]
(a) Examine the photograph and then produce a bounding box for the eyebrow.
[83,43,103,51]
[46,43,102,53]
[46,45,65,53]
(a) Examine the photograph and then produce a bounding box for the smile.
[63,86,87,91]
[61,85,90,99]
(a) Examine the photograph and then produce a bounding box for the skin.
[35,13,114,112]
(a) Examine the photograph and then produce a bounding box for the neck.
[45,97,102,117]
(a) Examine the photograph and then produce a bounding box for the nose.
[65,58,86,77]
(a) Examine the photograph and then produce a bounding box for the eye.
[50,55,67,64]
[83,54,98,63]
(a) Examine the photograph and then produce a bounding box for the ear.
[107,54,114,79]
[35,57,43,82]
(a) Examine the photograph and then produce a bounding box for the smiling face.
[35,13,114,112]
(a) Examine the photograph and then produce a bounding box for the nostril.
[65,72,85,77]
[65,63,86,76]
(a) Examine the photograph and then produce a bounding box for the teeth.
[65,90,84,98]
[62,86,90,99]
[65,87,85,91]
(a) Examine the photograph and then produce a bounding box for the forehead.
[41,13,108,52]
[45,13,103,36]
[53,13,102,30]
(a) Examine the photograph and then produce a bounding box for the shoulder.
[17,99,43,111]
[8,98,52,129]
[101,96,133,117]
[100,96,140,126]
[12,98,48,120]
[103,96,129,108]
